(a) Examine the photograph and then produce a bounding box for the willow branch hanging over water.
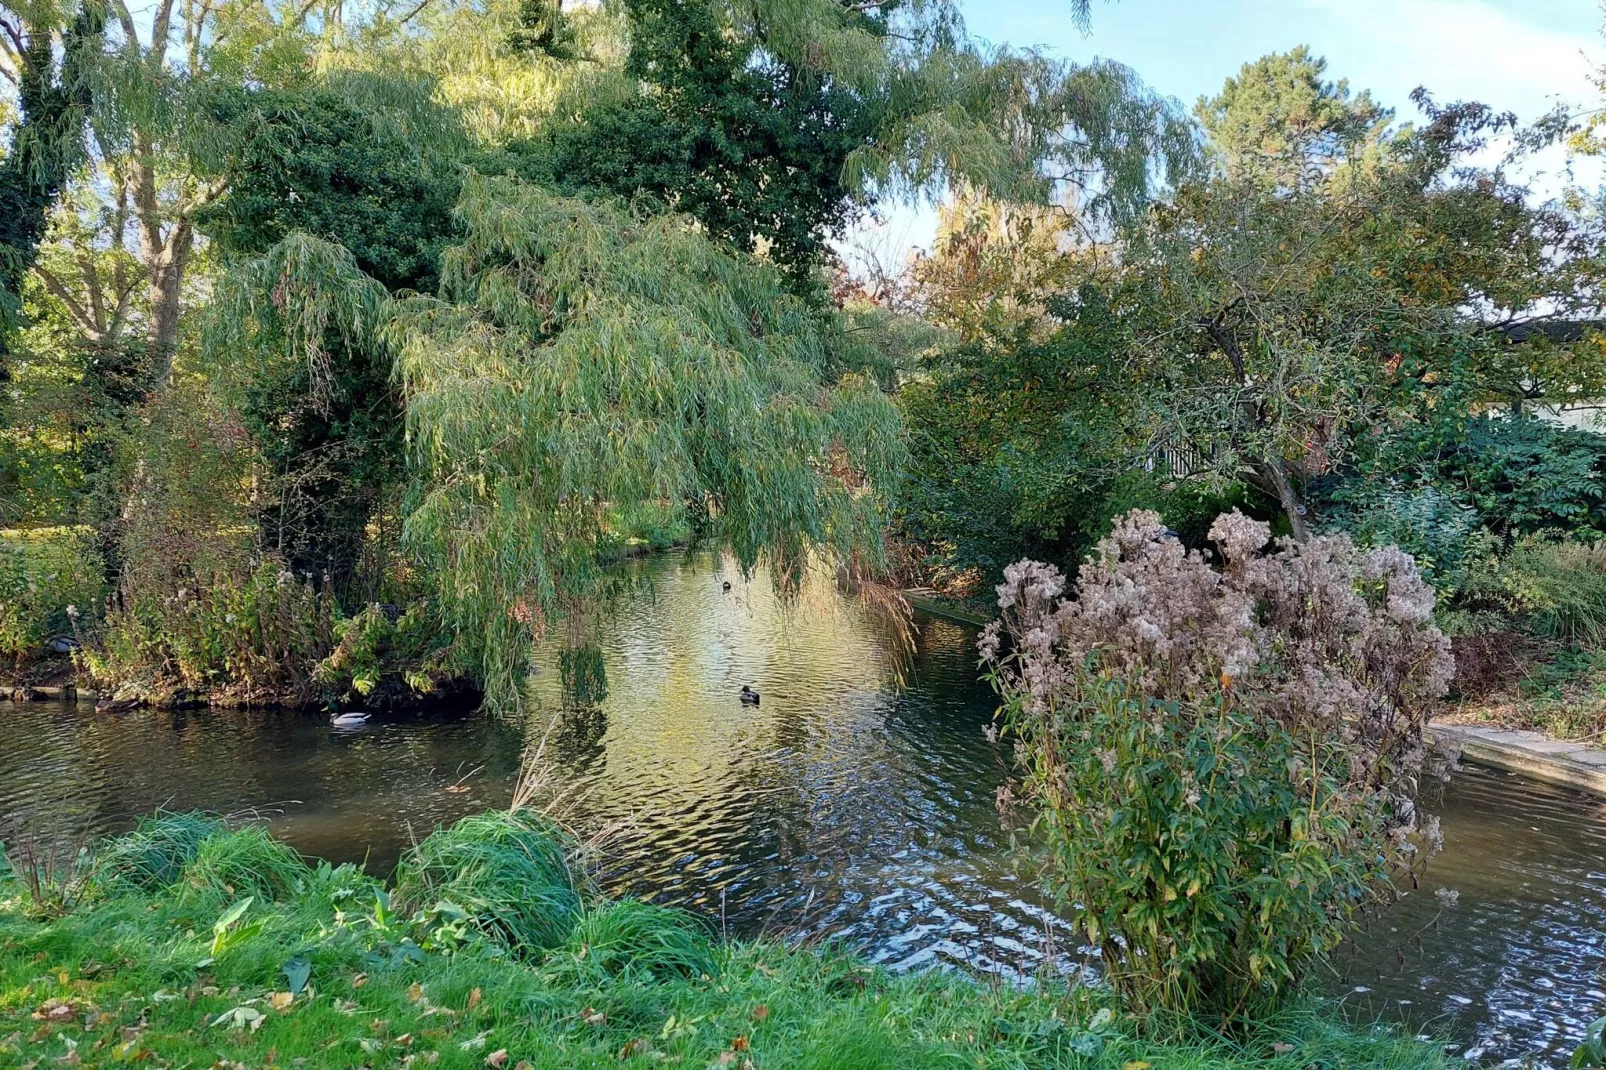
[384,175,903,711]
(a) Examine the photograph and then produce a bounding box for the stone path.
[1427,721,1606,797]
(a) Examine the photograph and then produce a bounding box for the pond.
[2,551,1603,1065]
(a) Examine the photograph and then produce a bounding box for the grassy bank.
[0,813,1447,1070]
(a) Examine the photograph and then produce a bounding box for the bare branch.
[0,14,24,56]
[393,0,438,25]
[34,264,99,337]
[148,0,178,69]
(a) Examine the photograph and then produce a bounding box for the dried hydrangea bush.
[982,509,1454,1022]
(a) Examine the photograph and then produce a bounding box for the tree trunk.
[1253,455,1311,541]
[128,147,196,388]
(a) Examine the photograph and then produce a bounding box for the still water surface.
[2,552,1603,1064]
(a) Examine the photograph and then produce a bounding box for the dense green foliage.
[522,0,878,280]
[0,1,104,372]
[394,811,584,954]
[0,813,1452,1068]
[387,176,904,708]
[0,527,102,663]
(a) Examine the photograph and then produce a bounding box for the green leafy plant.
[315,601,454,703]
[209,896,260,958]
[1575,1017,1606,1068]
[1481,536,1606,645]
[179,825,307,905]
[0,527,103,665]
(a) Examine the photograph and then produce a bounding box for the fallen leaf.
[467,988,482,1012]
[712,1054,737,1067]
[1272,1042,1295,1055]
[459,1031,489,1052]
[730,1035,749,1052]
[210,1006,265,1033]
[269,992,294,1011]
[749,1005,768,1023]
[35,1000,75,1023]
[515,1062,534,1070]
[445,785,471,794]
[1123,1062,1151,1070]
[582,1008,607,1026]
[619,1038,648,1059]
[408,983,424,1002]
[484,1050,508,1068]
[397,1033,414,1047]
[351,973,368,989]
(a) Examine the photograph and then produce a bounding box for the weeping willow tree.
[188,0,1187,711]
[380,175,901,710]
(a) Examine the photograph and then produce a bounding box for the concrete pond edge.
[1427,721,1606,798]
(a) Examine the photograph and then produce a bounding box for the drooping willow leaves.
[385,175,903,710]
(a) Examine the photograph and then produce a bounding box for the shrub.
[393,811,583,956]
[981,510,1452,1023]
[1479,536,1606,646]
[0,528,104,665]
[83,558,331,699]
[1440,415,1606,535]
[552,898,715,982]
[1321,481,1490,593]
[315,600,454,703]
[93,812,227,892]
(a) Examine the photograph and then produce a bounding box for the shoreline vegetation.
[0,810,1451,1070]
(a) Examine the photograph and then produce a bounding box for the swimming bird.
[739,685,760,706]
[331,711,371,727]
[95,696,142,715]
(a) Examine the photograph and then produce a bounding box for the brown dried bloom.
[983,508,1453,860]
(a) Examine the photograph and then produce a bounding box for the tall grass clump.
[394,811,584,955]
[983,510,1453,1026]
[550,898,716,982]
[1489,536,1606,646]
[92,811,227,892]
[177,825,308,904]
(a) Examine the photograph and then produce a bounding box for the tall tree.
[1194,46,1391,189]
[0,0,105,378]
[519,0,1195,280]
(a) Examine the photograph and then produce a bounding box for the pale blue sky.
[842,0,1605,276]
[967,0,1599,126]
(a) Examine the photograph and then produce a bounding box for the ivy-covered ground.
[0,813,1447,1070]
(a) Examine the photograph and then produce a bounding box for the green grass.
[393,811,585,955]
[0,815,1450,1070]
[91,812,227,894]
